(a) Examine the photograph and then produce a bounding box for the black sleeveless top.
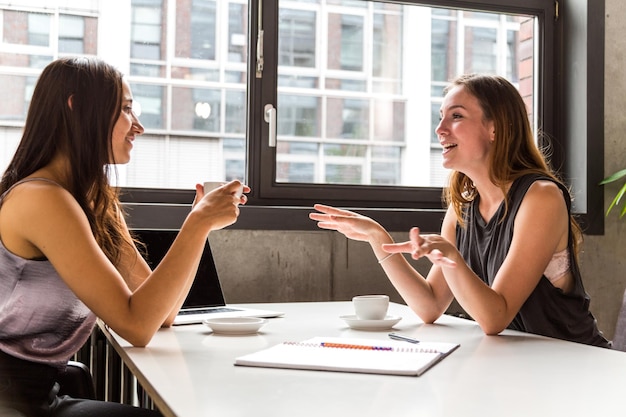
[456,174,609,347]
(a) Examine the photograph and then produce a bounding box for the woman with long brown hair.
[310,74,608,348]
[0,57,248,415]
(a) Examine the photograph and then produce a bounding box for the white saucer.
[339,315,402,330]
[203,317,268,335]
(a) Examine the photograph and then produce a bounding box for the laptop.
[133,229,284,325]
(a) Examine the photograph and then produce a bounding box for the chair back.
[57,360,96,400]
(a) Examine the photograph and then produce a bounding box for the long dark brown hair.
[0,57,132,265]
[443,73,582,254]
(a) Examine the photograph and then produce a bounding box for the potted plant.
[600,169,626,217]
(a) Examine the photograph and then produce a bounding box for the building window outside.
[275,3,532,188]
[0,4,98,170]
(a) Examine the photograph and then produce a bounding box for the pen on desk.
[320,342,393,351]
[388,333,420,344]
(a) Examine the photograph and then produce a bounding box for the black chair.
[0,361,95,417]
[57,360,97,400]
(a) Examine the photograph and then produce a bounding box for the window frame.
[122,0,605,235]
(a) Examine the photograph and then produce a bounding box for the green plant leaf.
[606,181,626,216]
[600,168,626,185]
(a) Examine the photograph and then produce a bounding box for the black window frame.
[122,0,605,236]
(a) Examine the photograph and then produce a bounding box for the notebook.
[133,229,284,325]
[234,336,459,376]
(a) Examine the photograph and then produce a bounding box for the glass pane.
[279,9,316,67]
[277,94,321,137]
[228,3,248,63]
[171,86,221,132]
[2,10,51,47]
[326,98,369,140]
[127,134,223,188]
[372,13,401,81]
[225,90,246,134]
[277,161,316,182]
[131,1,163,60]
[279,75,319,88]
[325,164,361,184]
[372,161,400,185]
[327,13,363,71]
[464,26,497,74]
[60,15,97,55]
[326,78,366,92]
[276,1,536,187]
[323,144,367,157]
[175,0,217,60]
[131,83,166,130]
[0,74,32,122]
[373,99,404,142]
[172,66,220,82]
[431,19,455,82]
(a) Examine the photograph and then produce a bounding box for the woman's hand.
[382,227,457,267]
[190,180,250,232]
[309,204,386,243]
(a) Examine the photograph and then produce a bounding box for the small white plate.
[203,317,268,335]
[339,315,402,331]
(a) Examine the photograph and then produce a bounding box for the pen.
[320,342,393,351]
[388,333,420,344]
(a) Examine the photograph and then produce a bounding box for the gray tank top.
[456,174,609,347]
[0,178,97,369]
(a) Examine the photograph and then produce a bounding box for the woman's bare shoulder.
[0,178,90,258]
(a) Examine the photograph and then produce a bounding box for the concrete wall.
[210,227,463,323]
[580,0,626,340]
[208,1,626,341]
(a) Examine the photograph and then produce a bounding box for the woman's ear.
[67,95,73,110]
[487,120,496,143]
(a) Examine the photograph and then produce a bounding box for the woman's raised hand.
[309,203,385,243]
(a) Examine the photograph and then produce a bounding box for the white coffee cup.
[203,181,244,198]
[352,295,389,320]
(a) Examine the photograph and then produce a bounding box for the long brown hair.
[443,73,582,253]
[0,57,132,265]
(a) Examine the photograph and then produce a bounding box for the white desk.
[100,302,626,417]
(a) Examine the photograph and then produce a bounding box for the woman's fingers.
[381,241,414,253]
[312,203,355,217]
[383,228,457,267]
[429,249,457,267]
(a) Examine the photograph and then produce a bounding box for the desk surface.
[101,302,626,417]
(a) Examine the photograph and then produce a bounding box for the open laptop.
[133,229,284,325]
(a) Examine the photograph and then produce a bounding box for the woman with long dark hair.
[0,57,248,415]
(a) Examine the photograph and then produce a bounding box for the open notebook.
[235,336,460,376]
[133,229,284,325]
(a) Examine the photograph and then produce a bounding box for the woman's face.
[111,79,144,164]
[435,85,494,176]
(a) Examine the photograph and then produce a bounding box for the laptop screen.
[132,229,227,309]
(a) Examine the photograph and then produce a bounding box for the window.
[256,1,539,196]
[59,14,97,54]
[0,1,605,234]
[0,4,99,171]
[124,0,248,188]
[131,0,163,61]
[250,0,603,234]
